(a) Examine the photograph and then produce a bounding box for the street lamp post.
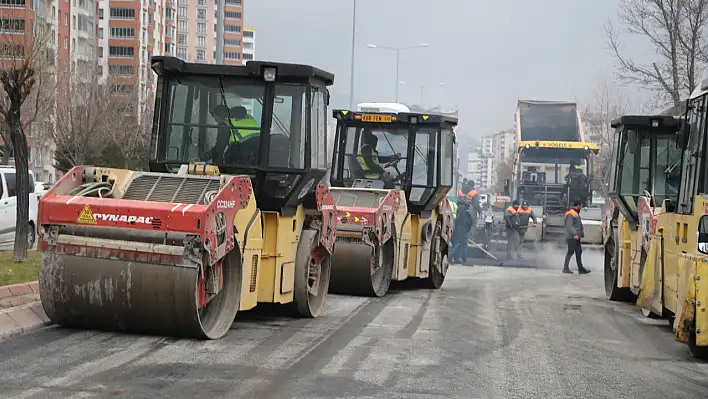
[367,43,429,102]
[398,81,445,105]
[349,0,357,109]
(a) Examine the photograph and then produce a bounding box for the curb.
[0,301,51,341]
[0,281,40,299]
[0,281,50,341]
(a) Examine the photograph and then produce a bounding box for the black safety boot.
[578,267,591,275]
[562,268,573,274]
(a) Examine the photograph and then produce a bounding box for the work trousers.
[563,239,583,270]
[506,228,519,260]
[450,230,468,263]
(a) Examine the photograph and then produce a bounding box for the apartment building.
[467,149,493,192]
[242,24,253,61]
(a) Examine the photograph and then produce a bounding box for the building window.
[178,20,187,31]
[243,53,252,61]
[177,33,186,45]
[224,51,240,60]
[224,11,240,19]
[178,6,186,18]
[197,0,205,4]
[63,36,67,48]
[98,46,103,57]
[196,49,205,61]
[165,7,172,19]
[176,47,186,59]
[225,0,241,5]
[224,24,240,33]
[98,8,103,19]
[243,30,254,38]
[166,26,174,37]
[224,38,240,46]
[110,84,133,94]
[72,38,75,49]
[72,15,75,28]
[0,44,23,59]
[197,8,206,20]
[64,12,68,25]
[0,0,26,8]
[110,27,134,38]
[243,42,253,49]
[197,22,206,33]
[0,18,24,33]
[196,35,205,48]
[108,64,133,76]
[110,8,135,19]
[164,42,172,54]
[52,5,55,16]
[108,45,134,57]
[98,27,103,38]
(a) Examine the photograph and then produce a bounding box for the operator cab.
[148,56,333,212]
[608,115,683,222]
[330,109,457,214]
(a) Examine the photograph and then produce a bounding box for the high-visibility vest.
[458,189,477,198]
[505,206,517,214]
[564,209,579,217]
[356,144,381,179]
[517,207,532,214]
[449,200,458,216]
[227,116,260,144]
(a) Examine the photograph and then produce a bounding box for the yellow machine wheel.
[39,247,243,339]
[603,234,635,302]
[425,221,448,289]
[293,229,331,318]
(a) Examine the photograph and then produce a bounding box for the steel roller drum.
[38,248,242,339]
[329,240,392,297]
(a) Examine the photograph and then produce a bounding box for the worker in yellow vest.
[204,104,260,163]
[356,130,397,188]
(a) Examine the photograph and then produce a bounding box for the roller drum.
[329,240,392,297]
[39,248,242,339]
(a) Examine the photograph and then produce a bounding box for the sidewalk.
[0,281,51,341]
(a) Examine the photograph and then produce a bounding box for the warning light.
[535,140,540,148]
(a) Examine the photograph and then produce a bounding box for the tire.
[425,221,447,289]
[604,236,636,302]
[293,229,331,318]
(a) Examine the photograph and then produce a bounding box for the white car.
[0,166,40,250]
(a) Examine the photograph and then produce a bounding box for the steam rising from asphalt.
[466,240,604,271]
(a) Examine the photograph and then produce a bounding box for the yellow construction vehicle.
[37,56,338,339]
[603,108,707,357]
[326,106,456,296]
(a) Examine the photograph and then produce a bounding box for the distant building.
[243,26,255,62]
[467,148,493,192]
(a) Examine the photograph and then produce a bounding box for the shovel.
[467,238,505,266]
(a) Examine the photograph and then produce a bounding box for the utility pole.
[367,43,429,103]
[215,0,225,64]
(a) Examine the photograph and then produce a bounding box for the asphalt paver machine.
[37,56,339,339]
[327,109,456,296]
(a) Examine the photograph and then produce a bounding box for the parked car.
[0,166,40,250]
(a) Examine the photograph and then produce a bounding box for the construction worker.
[226,106,260,144]
[563,200,591,274]
[504,200,520,260]
[356,130,397,188]
[458,178,469,198]
[515,201,537,258]
[204,104,260,163]
[450,194,475,264]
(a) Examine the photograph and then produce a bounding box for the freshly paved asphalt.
[0,252,706,398]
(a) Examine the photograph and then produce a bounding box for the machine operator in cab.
[515,201,537,258]
[203,104,260,163]
[356,129,398,188]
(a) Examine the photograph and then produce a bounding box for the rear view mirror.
[677,121,690,150]
[698,215,708,254]
[627,129,638,154]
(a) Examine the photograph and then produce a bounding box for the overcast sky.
[247,0,640,138]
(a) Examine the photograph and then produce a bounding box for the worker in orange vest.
[515,201,537,258]
[563,200,591,274]
[504,200,520,260]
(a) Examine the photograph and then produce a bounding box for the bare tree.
[108,89,154,170]
[493,154,515,195]
[582,75,647,196]
[0,16,56,261]
[52,62,115,169]
[606,0,708,109]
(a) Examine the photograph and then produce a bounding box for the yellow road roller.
[37,56,338,339]
[327,106,457,296]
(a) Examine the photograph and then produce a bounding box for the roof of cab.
[332,109,458,126]
[150,56,334,85]
[610,115,681,130]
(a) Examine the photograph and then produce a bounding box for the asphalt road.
[0,256,707,398]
